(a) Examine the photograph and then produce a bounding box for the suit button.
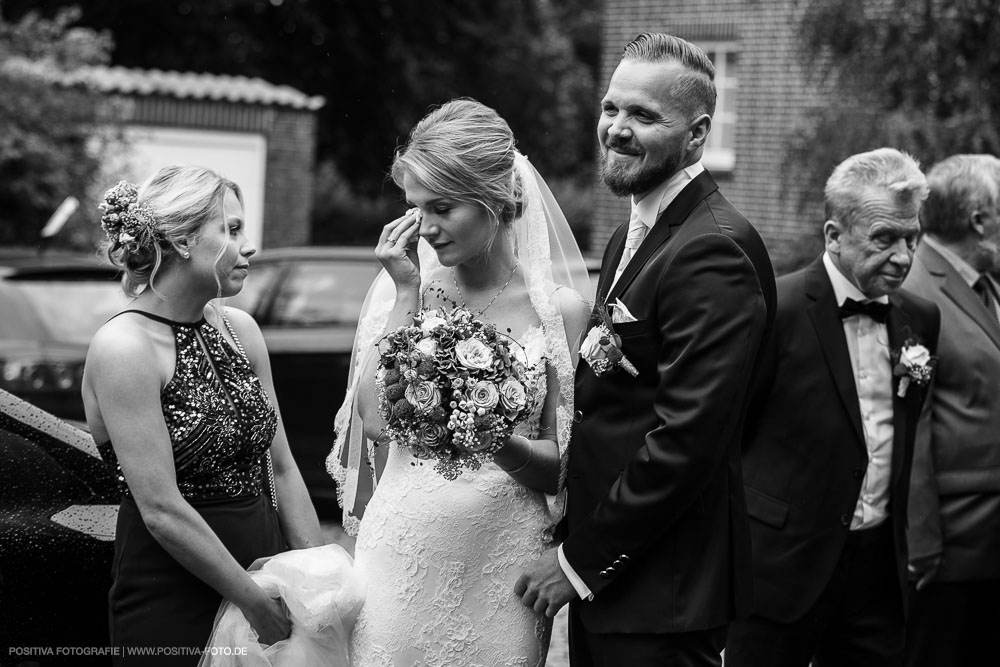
[620,554,629,561]
[599,569,610,578]
[573,410,583,423]
[840,513,851,526]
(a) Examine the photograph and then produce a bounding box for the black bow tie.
[839,298,891,323]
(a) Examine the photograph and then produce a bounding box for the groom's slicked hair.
[622,33,717,120]
[824,147,929,231]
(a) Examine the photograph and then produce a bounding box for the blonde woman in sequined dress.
[82,166,323,665]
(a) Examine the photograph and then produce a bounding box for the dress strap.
[215,306,278,512]
[217,309,250,363]
[107,309,207,327]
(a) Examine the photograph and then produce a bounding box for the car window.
[269,260,378,327]
[1,281,129,344]
[0,284,45,339]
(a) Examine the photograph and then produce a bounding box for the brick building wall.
[596,0,830,273]
[84,67,324,250]
[263,109,319,248]
[122,97,319,249]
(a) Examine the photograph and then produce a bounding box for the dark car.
[224,246,381,517]
[0,253,128,420]
[0,388,118,664]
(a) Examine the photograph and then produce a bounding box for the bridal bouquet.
[375,306,545,480]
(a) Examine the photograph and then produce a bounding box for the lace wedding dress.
[329,153,591,667]
[350,326,554,667]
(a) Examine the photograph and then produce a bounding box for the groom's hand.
[514,549,576,618]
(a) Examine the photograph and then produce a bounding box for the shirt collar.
[823,251,890,306]
[630,162,705,230]
[922,235,980,288]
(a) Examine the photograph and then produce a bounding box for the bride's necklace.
[451,259,519,316]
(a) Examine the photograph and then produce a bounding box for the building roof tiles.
[66,65,325,110]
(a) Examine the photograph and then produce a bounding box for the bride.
[328,98,591,666]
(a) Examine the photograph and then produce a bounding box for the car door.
[257,258,379,514]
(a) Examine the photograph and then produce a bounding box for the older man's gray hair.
[824,147,929,229]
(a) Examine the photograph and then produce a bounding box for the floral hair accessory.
[892,337,935,398]
[99,181,159,252]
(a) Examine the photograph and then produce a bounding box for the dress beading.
[102,311,277,501]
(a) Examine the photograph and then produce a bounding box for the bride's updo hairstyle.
[390,98,523,229]
[99,165,241,297]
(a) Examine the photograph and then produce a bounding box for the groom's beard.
[599,138,683,198]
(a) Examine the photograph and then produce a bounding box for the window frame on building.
[697,41,738,173]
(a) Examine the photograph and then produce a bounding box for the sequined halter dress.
[102,310,286,665]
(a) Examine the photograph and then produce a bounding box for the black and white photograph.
[1,1,998,666]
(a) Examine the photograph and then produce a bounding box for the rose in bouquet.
[375,307,545,479]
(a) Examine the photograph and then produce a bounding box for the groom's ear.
[687,114,711,152]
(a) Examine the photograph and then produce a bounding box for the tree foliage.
[2,0,599,247]
[0,6,115,248]
[5,0,600,247]
[786,0,1000,217]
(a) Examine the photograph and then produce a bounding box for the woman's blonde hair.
[101,165,241,297]
[390,99,523,232]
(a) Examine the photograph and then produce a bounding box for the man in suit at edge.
[725,148,940,667]
[901,154,1000,667]
[515,33,776,666]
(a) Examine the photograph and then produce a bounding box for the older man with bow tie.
[726,148,941,667]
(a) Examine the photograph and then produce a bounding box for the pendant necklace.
[452,258,519,316]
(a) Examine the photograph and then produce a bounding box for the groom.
[516,33,775,666]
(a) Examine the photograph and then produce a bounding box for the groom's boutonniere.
[580,306,638,377]
[892,337,935,398]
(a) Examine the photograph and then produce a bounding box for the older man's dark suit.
[728,257,939,664]
[564,171,775,664]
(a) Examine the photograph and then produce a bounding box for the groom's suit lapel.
[804,258,867,451]
[595,225,627,308]
[604,171,720,305]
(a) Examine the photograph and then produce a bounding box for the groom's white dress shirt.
[561,162,705,601]
[607,162,705,295]
[823,252,893,530]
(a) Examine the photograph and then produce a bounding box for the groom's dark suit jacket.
[564,171,775,633]
[740,257,939,623]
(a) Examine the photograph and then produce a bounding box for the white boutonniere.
[892,338,935,398]
[580,306,638,377]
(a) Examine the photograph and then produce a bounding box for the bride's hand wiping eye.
[376,207,423,292]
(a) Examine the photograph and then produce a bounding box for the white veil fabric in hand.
[199,544,364,667]
[326,152,591,536]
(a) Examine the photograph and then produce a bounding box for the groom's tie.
[610,208,647,293]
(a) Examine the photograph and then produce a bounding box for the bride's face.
[404,173,496,267]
